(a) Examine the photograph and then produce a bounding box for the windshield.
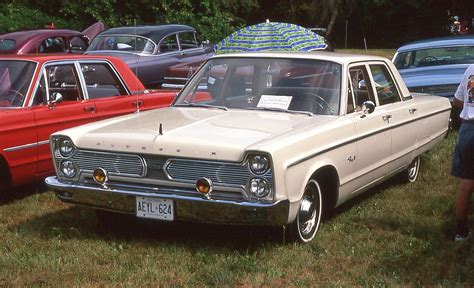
[0,60,36,107]
[175,58,342,115]
[394,46,474,69]
[87,35,156,54]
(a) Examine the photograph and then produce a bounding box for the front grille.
[165,159,249,186]
[55,149,272,201]
[58,150,145,177]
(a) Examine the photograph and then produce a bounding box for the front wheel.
[287,179,323,243]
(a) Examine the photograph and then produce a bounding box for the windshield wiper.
[175,102,228,111]
[249,107,313,116]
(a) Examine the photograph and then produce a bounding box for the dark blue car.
[393,35,474,99]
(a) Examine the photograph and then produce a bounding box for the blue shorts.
[451,121,474,180]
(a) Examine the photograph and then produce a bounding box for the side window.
[39,37,67,53]
[80,63,127,99]
[369,64,401,105]
[159,35,179,53]
[348,65,376,111]
[46,64,82,102]
[70,37,87,53]
[179,32,198,50]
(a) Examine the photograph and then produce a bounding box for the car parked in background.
[0,54,176,197]
[85,24,214,88]
[393,35,474,124]
[46,52,450,243]
[0,22,105,55]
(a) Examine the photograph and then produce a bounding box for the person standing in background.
[451,64,474,241]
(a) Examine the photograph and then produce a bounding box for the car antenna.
[134,18,141,114]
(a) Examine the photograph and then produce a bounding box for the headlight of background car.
[248,155,269,175]
[58,138,75,157]
[60,160,77,178]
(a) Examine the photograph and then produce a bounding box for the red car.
[0,54,175,195]
[0,22,105,55]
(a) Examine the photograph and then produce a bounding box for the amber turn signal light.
[196,177,212,194]
[93,168,108,186]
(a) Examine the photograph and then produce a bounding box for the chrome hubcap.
[299,196,316,236]
[408,158,419,181]
[297,181,321,240]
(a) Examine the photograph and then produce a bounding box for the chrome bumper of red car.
[45,176,289,226]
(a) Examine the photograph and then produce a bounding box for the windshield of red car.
[175,58,342,116]
[394,46,474,69]
[87,35,156,55]
[0,60,36,108]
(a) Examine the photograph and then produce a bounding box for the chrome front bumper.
[45,176,290,226]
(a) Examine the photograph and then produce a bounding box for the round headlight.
[60,160,76,178]
[58,139,75,157]
[249,178,270,198]
[249,155,269,175]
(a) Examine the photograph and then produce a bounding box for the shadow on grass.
[9,205,285,251]
[0,181,49,205]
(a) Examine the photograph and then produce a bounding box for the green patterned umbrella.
[215,22,327,54]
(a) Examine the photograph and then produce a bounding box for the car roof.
[0,54,122,63]
[211,51,389,65]
[396,35,474,52]
[0,29,83,42]
[96,24,195,44]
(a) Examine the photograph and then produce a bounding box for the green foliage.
[0,3,75,33]
[58,0,239,43]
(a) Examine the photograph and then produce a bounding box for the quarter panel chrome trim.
[4,140,50,152]
[287,107,450,168]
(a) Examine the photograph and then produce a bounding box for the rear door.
[368,62,419,172]
[78,61,146,119]
[32,61,97,174]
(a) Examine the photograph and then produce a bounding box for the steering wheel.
[299,92,331,115]
[0,89,25,107]
[420,55,438,62]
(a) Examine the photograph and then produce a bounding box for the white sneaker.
[454,231,471,242]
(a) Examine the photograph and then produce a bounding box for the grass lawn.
[338,49,396,59]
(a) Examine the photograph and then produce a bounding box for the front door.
[32,62,97,174]
[348,64,391,192]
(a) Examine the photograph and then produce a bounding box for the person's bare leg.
[455,178,474,237]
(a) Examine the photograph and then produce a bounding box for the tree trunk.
[326,0,341,37]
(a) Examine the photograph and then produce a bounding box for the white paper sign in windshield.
[257,95,293,110]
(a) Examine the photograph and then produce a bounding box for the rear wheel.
[0,159,11,201]
[287,179,323,243]
[402,156,420,183]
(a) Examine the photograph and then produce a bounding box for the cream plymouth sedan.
[45,52,451,243]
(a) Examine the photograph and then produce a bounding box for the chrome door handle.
[83,106,95,113]
[409,108,417,114]
[382,114,392,121]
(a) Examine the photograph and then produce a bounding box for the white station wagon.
[46,52,451,243]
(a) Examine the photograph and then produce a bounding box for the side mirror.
[201,40,210,47]
[49,92,63,106]
[361,100,375,117]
